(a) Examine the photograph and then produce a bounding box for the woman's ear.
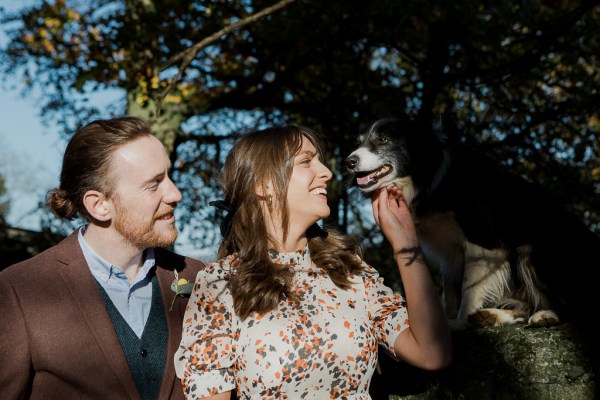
[256,181,275,211]
[82,190,112,222]
[255,180,272,198]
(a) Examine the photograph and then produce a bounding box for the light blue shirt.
[78,226,155,338]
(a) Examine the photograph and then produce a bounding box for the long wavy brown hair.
[216,125,364,320]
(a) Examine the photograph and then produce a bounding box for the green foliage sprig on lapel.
[169,270,194,311]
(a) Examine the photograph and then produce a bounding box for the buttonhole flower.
[170,270,194,311]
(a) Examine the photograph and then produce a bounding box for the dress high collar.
[268,245,310,266]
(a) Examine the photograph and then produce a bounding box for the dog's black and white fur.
[345,117,600,330]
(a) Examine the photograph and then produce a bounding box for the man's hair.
[46,116,153,221]
[217,125,363,320]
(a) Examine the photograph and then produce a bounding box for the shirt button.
[141,349,148,357]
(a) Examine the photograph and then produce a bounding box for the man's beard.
[113,202,178,249]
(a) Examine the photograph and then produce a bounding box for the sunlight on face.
[285,136,333,232]
[109,135,182,249]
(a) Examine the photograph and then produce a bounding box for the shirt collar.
[77,225,156,284]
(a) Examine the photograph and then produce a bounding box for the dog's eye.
[376,138,389,145]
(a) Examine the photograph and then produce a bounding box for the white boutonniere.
[170,270,194,311]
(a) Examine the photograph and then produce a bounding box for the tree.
[1,0,599,254]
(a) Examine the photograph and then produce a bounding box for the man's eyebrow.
[142,161,173,185]
[143,170,166,185]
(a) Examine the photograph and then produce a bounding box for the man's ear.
[82,190,112,222]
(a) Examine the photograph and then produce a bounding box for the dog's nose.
[345,155,358,170]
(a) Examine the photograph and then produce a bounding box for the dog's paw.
[468,308,527,327]
[468,309,499,327]
[527,310,560,327]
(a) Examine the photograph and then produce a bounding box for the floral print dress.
[175,246,409,399]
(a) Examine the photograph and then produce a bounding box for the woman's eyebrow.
[297,150,316,157]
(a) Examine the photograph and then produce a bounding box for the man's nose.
[164,177,182,203]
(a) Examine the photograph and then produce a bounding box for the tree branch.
[155,0,298,115]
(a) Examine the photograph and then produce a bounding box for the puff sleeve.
[174,258,237,399]
[361,262,410,358]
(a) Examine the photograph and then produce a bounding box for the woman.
[175,125,451,399]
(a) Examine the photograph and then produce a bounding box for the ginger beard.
[112,196,178,249]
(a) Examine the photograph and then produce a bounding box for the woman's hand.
[371,186,418,255]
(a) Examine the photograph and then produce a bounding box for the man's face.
[109,135,182,249]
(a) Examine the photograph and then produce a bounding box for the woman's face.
[285,136,333,231]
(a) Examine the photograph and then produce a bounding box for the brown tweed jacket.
[0,231,205,400]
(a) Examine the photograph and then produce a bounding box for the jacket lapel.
[55,231,140,400]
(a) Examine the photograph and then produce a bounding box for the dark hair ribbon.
[209,199,233,237]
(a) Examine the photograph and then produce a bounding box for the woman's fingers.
[378,186,397,212]
[372,187,393,224]
[371,188,381,225]
[387,186,408,213]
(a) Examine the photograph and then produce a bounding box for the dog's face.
[345,118,418,205]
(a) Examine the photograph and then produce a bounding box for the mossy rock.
[370,324,599,400]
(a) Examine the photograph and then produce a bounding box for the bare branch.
[155,0,298,115]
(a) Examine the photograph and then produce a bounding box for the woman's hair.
[46,116,153,221]
[217,125,363,320]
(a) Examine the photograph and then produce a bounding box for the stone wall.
[370,324,598,400]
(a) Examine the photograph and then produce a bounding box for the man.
[0,117,204,399]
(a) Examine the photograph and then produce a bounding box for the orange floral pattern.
[175,247,409,399]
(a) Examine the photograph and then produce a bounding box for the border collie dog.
[345,117,600,330]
